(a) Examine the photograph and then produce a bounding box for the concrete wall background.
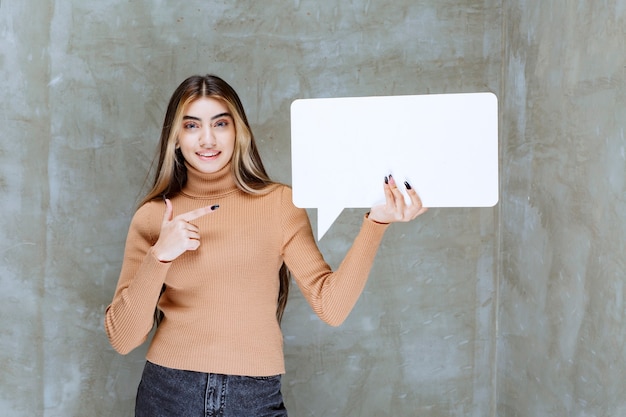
[1,1,500,416]
[498,1,626,416]
[0,0,623,416]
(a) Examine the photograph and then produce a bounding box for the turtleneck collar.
[181,162,239,198]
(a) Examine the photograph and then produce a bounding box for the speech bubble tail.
[316,206,345,241]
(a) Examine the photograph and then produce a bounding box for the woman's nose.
[199,127,216,146]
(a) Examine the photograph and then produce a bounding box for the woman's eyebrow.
[182,112,231,122]
[210,112,232,121]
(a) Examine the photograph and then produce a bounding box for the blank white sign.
[290,92,499,239]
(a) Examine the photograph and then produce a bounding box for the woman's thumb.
[162,198,173,224]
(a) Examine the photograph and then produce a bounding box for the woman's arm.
[104,203,171,354]
[280,176,427,326]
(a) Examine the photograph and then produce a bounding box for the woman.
[105,74,427,416]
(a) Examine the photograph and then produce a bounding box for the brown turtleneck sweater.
[105,163,389,377]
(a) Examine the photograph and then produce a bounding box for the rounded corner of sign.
[291,196,305,209]
[290,99,304,113]
[487,194,499,207]
[484,91,499,106]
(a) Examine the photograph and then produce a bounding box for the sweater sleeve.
[280,187,390,326]
[104,202,172,354]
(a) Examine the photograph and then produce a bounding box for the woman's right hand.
[152,198,219,263]
[368,175,428,224]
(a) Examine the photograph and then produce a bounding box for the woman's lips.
[197,151,221,160]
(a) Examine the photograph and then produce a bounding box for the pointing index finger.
[179,204,220,222]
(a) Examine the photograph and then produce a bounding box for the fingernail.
[404,181,412,190]
[211,204,220,210]
[384,176,389,184]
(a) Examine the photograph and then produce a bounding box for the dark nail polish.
[211,204,220,210]
[384,176,389,184]
[404,181,412,190]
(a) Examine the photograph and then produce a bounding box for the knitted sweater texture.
[105,163,388,377]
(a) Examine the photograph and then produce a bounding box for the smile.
[197,151,221,158]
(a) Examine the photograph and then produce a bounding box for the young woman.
[105,74,427,416]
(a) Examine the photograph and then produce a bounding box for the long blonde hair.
[141,74,275,206]
[146,74,290,323]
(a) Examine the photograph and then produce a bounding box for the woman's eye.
[184,122,198,129]
[214,120,229,128]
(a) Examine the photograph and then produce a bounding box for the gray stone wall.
[498,1,626,416]
[1,0,623,416]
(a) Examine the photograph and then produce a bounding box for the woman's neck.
[182,162,238,198]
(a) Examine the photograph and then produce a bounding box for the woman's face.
[177,97,236,174]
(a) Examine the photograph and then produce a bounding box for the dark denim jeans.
[135,361,288,417]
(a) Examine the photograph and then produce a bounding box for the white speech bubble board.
[290,92,498,240]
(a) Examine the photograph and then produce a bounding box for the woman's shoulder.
[253,182,292,199]
[266,183,297,204]
[271,182,292,194]
[251,183,303,215]
[131,199,164,231]
[135,198,164,215]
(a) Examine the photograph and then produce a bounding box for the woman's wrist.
[365,211,389,225]
[151,246,172,263]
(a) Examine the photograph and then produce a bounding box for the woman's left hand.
[368,175,428,224]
